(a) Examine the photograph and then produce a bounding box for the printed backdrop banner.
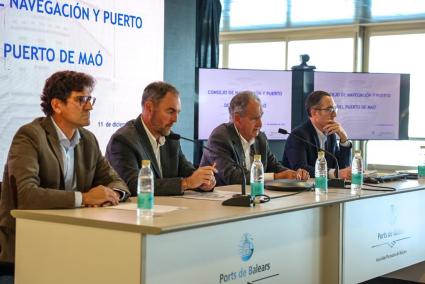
[0,0,164,176]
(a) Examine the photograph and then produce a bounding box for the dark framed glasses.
[314,106,338,114]
[75,96,96,106]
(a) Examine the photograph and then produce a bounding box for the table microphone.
[278,128,346,188]
[167,133,252,206]
[220,140,252,207]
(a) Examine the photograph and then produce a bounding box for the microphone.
[278,128,346,188]
[167,133,252,206]
[220,141,252,207]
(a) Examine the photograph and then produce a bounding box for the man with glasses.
[0,70,130,267]
[283,90,352,179]
[200,91,309,186]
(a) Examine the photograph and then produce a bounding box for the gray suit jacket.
[105,115,196,196]
[200,123,287,186]
[0,117,129,263]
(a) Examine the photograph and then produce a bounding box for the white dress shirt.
[312,125,351,178]
[234,124,274,181]
[141,118,165,177]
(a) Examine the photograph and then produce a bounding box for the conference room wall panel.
[164,0,197,162]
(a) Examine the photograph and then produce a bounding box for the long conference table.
[11,179,425,284]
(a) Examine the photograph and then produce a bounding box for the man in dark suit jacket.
[0,71,129,265]
[106,81,216,196]
[200,91,309,186]
[282,90,352,178]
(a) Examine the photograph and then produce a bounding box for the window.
[219,44,223,68]
[367,33,425,166]
[221,0,425,31]
[369,33,425,138]
[287,38,354,71]
[290,0,354,24]
[371,0,425,19]
[226,0,287,30]
[228,42,286,70]
[220,0,425,168]
[367,140,424,167]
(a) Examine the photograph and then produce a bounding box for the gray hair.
[228,91,261,121]
[141,81,179,107]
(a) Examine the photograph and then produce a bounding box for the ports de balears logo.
[239,233,254,262]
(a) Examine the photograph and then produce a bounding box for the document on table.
[108,203,183,214]
[175,189,236,201]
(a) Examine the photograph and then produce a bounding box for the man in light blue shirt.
[0,71,130,272]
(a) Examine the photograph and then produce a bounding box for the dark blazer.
[0,117,129,263]
[282,119,352,177]
[200,122,287,186]
[105,115,196,196]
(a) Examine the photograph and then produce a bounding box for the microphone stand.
[221,142,252,207]
[278,128,346,188]
[168,133,252,206]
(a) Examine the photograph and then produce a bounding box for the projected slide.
[0,0,164,176]
[198,68,292,140]
[314,72,402,140]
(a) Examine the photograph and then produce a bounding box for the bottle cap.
[254,154,261,161]
[318,151,325,158]
[142,160,150,167]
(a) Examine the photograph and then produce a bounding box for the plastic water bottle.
[351,150,363,194]
[418,146,425,181]
[315,151,328,195]
[250,154,264,197]
[137,160,154,217]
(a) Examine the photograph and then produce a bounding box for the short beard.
[150,113,172,137]
[160,127,171,137]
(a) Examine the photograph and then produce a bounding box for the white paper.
[109,203,183,214]
[175,190,236,201]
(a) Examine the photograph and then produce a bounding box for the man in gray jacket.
[201,91,309,186]
[106,81,216,196]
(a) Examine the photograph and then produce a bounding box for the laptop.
[363,171,408,184]
[396,170,418,179]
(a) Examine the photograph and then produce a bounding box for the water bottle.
[315,151,328,195]
[351,150,363,194]
[418,146,425,181]
[250,154,264,197]
[137,160,154,217]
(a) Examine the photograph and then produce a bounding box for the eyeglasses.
[75,96,96,106]
[314,106,338,114]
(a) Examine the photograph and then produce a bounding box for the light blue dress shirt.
[313,124,351,178]
[51,117,82,207]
